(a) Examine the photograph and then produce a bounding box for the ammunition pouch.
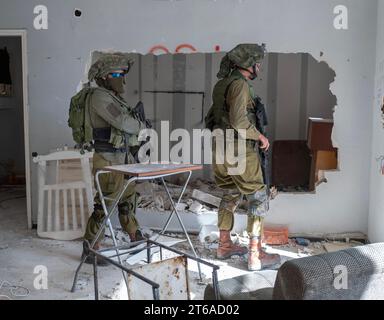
[93,140,126,153]
[93,127,111,142]
[93,127,127,153]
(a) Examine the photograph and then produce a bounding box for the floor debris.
[0,189,129,300]
[76,275,91,290]
[0,188,368,300]
[135,180,225,214]
[188,201,203,214]
[323,241,362,253]
[295,238,311,246]
[124,234,186,266]
[198,225,219,243]
[191,189,221,208]
[134,180,248,235]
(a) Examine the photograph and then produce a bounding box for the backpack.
[205,78,238,131]
[68,87,94,148]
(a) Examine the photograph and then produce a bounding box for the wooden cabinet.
[307,118,338,191]
[271,140,312,191]
[307,118,336,151]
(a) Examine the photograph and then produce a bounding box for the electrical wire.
[0,280,30,299]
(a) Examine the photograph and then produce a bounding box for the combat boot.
[217,230,248,260]
[118,202,144,243]
[128,229,146,243]
[248,237,280,271]
[81,241,110,267]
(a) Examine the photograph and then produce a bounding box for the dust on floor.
[0,187,366,300]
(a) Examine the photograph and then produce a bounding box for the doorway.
[0,30,31,228]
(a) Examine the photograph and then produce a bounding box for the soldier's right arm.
[90,89,146,135]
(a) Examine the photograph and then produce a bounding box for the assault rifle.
[253,96,270,188]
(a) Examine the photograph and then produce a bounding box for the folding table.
[71,163,204,294]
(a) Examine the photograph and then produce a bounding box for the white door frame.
[0,29,32,228]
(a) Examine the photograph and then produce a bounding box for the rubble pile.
[135,178,249,215]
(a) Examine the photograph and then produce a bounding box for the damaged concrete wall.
[0,0,378,235]
[123,52,335,150]
[368,0,384,243]
[258,53,336,142]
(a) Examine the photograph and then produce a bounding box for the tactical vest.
[205,70,257,132]
[85,88,141,151]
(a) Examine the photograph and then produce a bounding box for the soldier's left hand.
[259,134,270,151]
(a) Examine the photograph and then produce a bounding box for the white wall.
[0,0,378,235]
[368,0,384,243]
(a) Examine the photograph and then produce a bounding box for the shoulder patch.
[106,103,122,118]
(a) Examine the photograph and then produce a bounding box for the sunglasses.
[109,72,125,78]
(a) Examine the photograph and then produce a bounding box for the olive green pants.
[84,152,139,243]
[213,141,266,238]
[217,193,264,237]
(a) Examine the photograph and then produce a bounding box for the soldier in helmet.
[81,53,147,265]
[205,44,281,271]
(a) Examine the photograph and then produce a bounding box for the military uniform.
[206,44,280,270]
[83,88,146,244]
[81,54,146,256]
[212,70,267,233]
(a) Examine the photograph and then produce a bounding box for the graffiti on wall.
[149,44,221,54]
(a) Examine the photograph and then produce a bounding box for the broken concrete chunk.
[192,189,221,208]
[141,227,153,238]
[135,181,157,195]
[323,241,358,253]
[188,201,203,214]
[139,200,153,208]
[199,225,219,244]
[154,194,165,211]
[163,199,172,211]
[205,242,219,250]
[175,203,188,211]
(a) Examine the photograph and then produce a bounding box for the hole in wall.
[74,9,82,18]
[84,50,337,193]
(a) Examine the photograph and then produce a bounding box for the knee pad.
[91,205,105,222]
[118,203,135,216]
[246,189,269,217]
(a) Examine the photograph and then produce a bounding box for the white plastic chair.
[33,149,94,240]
